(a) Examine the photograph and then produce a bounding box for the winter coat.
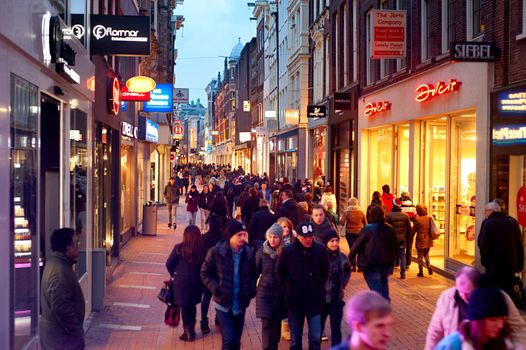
[166,244,204,306]
[381,192,395,212]
[413,215,433,249]
[310,217,334,244]
[478,212,524,276]
[321,193,337,213]
[425,287,526,350]
[350,222,398,273]
[247,206,277,244]
[340,207,367,234]
[241,195,261,225]
[400,200,417,220]
[276,239,329,316]
[199,191,214,210]
[185,191,200,212]
[255,242,287,319]
[236,190,250,208]
[200,240,257,310]
[325,249,351,303]
[278,198,303,227]
[164,183,180,204]
[386,209,411,243]
[40,252,85,350]
[202,228,223,253]
[434,331,516,350]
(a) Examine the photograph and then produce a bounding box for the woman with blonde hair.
[321,185,337,213]
[340,197,367,271]
[276,217,295,246]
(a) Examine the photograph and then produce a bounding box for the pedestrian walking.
[276,222,329,350]
[386,198,411,279]
[278,190,303,227]
[478,201,524,303]
[277,217,295,246]
[380,184,395,213]
[310,204,334,244]
[350,206,398,301]
[40,228,85,350]
[200,220,257,350]
[185,185,200,226]
[366,191,385,222]
[209,191,231,231]
[413,204,433,277]
[425,266,526,350]
[321,230,351,347]
[247,198,277,251]
[260,182,272,202]
[321,185,337,213]
[199,185,213,232]
[241,187,261,226]
[166,225,205,342]
[340,197,367,271]
[182,167,190,194]
[399,192,416,269]
[330,291,393,350]
[434,288,515,350]
[256,223,288,350]
[200,214,224,334]
[164,176,180,229]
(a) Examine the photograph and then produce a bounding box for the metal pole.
[275,3,280,132]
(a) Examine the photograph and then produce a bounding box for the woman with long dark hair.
[208,191,230,231]
[166,225,205,341]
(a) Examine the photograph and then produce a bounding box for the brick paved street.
[85,205,453,350]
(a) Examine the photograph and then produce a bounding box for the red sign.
[121,85,150,101]
[364,101,391,117]
[415,79,462,103]
[173,123,184,137]
[108,77,120,115]
[518,186,526,227]
[372,10,407,59]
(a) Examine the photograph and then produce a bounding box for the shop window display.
[396,125,410,194]
[368,126,393,195]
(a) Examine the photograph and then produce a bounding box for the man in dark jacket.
[310,204,334,244]
[478,201,524,302]
[164,176,180,229]
[201,220,257,350]
[247,199,276,251]
[350,206,398,302]
[386,198,411,279]
[241,187,261,226]
[278,190,303,227]
[40,228,85,350]
[276,222,329,350]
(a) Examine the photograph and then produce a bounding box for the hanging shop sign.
[518,186,526,227]
[415,79,461,103]
[138,116,159,143]
[107,76,121,115]
[90,15,150,56]
[265,110,277,119]
[334,93,353,110]
[450,42,499,62]
[87,76,95,92]
[364,101,391,117]
[239,132,251,143]
[121,121,138,139]
[497,90,526,116]
[71,14,85,42]
[371,10,407,59]
[144,84,173,112]
[307,105,327,118]
[121,101,127,112]
[210,130,219,136]
[173,88,189,104]
[121,85,150,101]
[492,125,526,145]
[173,123,184,139]
[126,76,156,93]
[243,101,251,112]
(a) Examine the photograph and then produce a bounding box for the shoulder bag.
[429,217,441,240]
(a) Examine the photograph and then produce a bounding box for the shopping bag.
[157,278,174,305]
[164,304,181,327]
[429,217,441,240]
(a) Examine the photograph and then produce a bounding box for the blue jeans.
[200,288,212,324]
[363,267,392,302]
[345,233,359,269]
[321,300,344,346]
[216,309,246,350]
[398,242,406,275]
[187,211,197,225]
[288,310,321,350]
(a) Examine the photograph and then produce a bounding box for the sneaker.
[168,223,171,228]
[321,335,329,341]
[173,223,177,229]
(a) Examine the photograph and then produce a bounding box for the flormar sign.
[364,101,391,117]
[415,80,461,103]
[90,15,150,56]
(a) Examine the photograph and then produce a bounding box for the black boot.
[201,319,210,334]
[417,267,424,277]
[179,327,196,342]
[427,265,433,275]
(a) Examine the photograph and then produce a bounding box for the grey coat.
[40,252,85,350]
[164,183,180,204]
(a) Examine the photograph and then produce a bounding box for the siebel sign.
[90,15,150,56]
[450,42,499,62]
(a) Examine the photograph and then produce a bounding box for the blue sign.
[492,124,526,145]
[207,144,213,152]
[144,84,173,112]
[497,90,526,116]
[121,101,127,112]
[138,116,159,143]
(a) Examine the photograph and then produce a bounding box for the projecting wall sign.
[90,15,150,56]
[492,125,526,145]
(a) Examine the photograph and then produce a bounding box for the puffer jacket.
[349,222,398,272]
[340,207,367,234]
[413,215,433,249]
[255,242,287,320]
[325,249,351,303]
[386,209,411,243]
[40,252,85,350]
[200,240,257,310]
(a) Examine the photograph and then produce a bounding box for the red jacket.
[381,193,395,213]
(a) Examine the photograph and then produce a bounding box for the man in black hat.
[201,220,257,350]
[276,222,329,350]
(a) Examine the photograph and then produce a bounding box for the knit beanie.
[468,287,508,321]
[265,223,284,240]
[323,229,339,245]
[225,220,246,238]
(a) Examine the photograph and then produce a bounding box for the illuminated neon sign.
[415,79,461,103]
[492,125,526,145]
[364,101,391,117]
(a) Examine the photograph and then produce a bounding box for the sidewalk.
[85,205,453,349]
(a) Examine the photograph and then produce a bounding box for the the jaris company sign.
[90,15,150,56]
[492,125,526,145]
[144,84,173,112]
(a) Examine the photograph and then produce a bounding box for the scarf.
[262,240,280,260]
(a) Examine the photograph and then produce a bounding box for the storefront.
[120,121,138,243]
[1,11,95,349]
[490,86,526,276]
[311,126,327,182]
[235,143,252,174]
[137,115,159,204]
[358,62,491,272]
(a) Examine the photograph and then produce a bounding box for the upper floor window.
[366,9,375,85]
[518,0,526,40]
[442,0,456,52]
[396,0,409,70]
[468,0,485,39]
[421,0,433,61]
